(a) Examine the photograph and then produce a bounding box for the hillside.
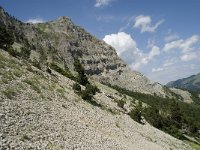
[0,48,194,150]
[166,73,200,92]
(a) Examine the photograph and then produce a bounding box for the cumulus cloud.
[180,52,197,61]
[164,34,179,42]
[103,32,138,55]
[103,32,160,70]
[163,35,199,53]
[94,0,114,7]
[26,18,44,24]
[134,15,164,33]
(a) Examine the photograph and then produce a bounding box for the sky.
[1,0,200,84]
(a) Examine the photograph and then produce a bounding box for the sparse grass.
[0,53,20,68]
[13,69,23,78]
[23,78,41,93]
[3,87,16,99]
[117,99,126,109]
[57,87,66,98]
[2,77,9,84]
[103,107,118,115]
[36,24,47,34]
[1,71,15,83]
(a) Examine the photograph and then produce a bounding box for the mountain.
[0,7,199,150]
[166,73,200,92]
[0,7,175,98]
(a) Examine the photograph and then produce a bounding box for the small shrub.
[0,26,14,50]
[50,63,74,80]
[128,101,143,124]
[20,46,31,59]
[107,108,118,115]
[13,70,23,78]
[46,68,52,74]
[32,60,41,69]
[74,59,89,86]
[117,99,126,109]
[24,79,41,93]
[3,87,16,99]
[57,88,65,98]
[81,90,92,101]
[81,90,101,107]
[85,84,100,95]
[21,134,31,141]
[72,83,81,92]
[7,47,20,57]
[2,71,15,82]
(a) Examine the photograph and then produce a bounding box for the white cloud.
[163,39,183,52]
[180,52,197,61]
[103,32,138,55]
[149,46,160,59]
[152,67,164,72]
[134,15,164,33]
[163,35,199,53]
[94,0,114,7]
[164,34,179,42]
[26,18,44,24]
[103,32,160,70]
[180,35,199,53]
[163,58,177,67]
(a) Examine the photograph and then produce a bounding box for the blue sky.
[1,0,200,84]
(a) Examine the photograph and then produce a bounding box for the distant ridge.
[166,73,200,92]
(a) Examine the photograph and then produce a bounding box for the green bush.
[7,47,20,58]
[85,84,100,95]
[0,26,14,50]
[72,83,81,92]
[81,90,92,101]
[74,59,89,86]
[128,101,143,124]
[20,46,31,59]
[80,90,101,107]
[50,63,74,80]
[117,99,126,109]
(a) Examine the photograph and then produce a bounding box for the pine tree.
[74,59,89,85]
[0,26,14,50]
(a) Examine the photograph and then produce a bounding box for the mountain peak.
[57,16,73,24]
[0,5,4,10]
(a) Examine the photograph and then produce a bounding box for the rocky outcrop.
[170,88,193,103]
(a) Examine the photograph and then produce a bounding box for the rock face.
[166,73,200,92]
[0,49,192,150]
[170,88,193,104]
[0,7,174,98]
